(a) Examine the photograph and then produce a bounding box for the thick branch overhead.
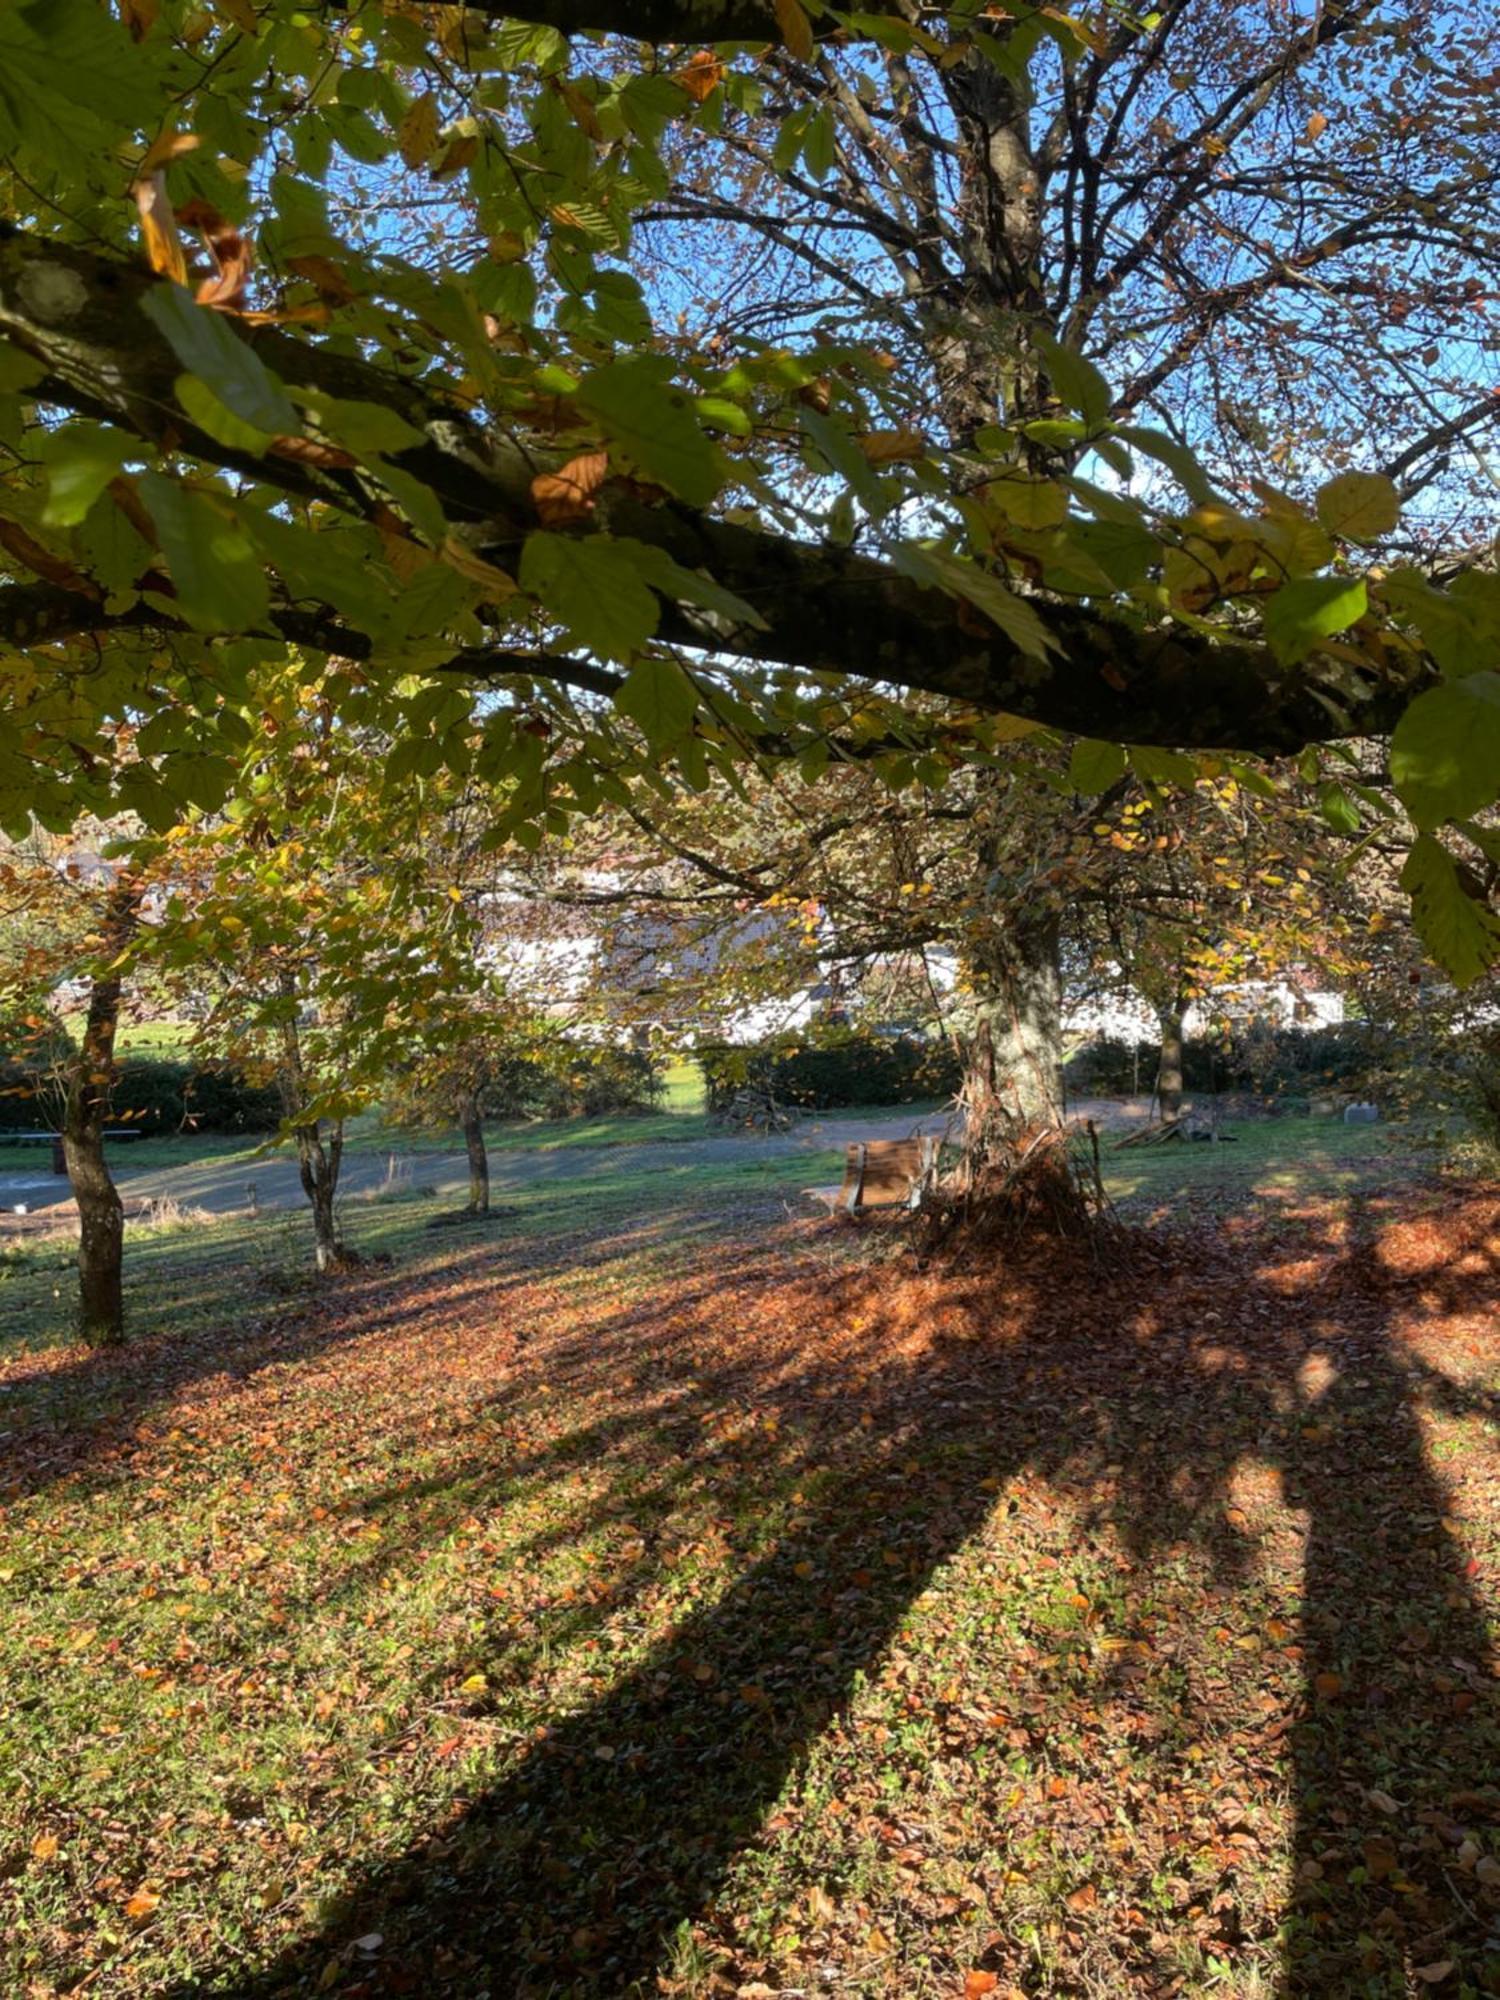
[0,229,1434,757]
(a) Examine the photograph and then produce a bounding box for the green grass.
[2,1115,1494,1999]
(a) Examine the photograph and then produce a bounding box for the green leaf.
[519,532,661,658]
[139,473,270,635]
[1070,738,1127,793]
[0,341,44,394]
[1390,673,1500,830]
[1315,470,1399,543]
[175,375,273,456]
[614,658,699,747]
[1401,832,1500,986]
[891,544,1058,661]
[298,393,427,458]
[575,358,722,508]
[803,105,837,180]
[39,423,133,527]
[1069,518,1156,589]
[1129,745,1197,787]
[1263,575,1367,664]
[1036,334,1112,429]
[618,72,688,146]
[621,541,767,633]
[371,461,447,546]
[76,489,151,594]
[1318,782,1362,835]
[1117,425,1216,505]
[140,286,300,437]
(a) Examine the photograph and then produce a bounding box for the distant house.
[1065,973,1344,1044]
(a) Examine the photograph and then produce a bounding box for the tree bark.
[1157,1000,1186,1123]
[461,1091,491,1217]
[62,883,139,1347]
[276,974,348,1272]
[293,1120,346,1273]
[964,913,1065,1130]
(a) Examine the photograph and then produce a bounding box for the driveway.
[0,1097,1152,1231]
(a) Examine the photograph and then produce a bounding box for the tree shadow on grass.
[166,1190,1499,1998]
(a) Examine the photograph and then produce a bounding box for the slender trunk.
[964,912,1064,1129]
[292,1120,345,1271]
[63,883,138,1347]
[1157,1001,1186,1123]
[277,972,346,1272]
[461,1091,490,1217]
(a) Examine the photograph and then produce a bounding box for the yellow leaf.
[856,429,926,465]
[440,535,518,598]
[774,0,815,61]
[31,1832,59,1862]
[398,93,440,171]
[133,172,188,284]
[459,1672,487,1694]
[125,1885,162,1922]
[140,131,201,175]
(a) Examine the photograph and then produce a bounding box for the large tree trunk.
[461,1091,490,1217]
[62,883,138,1347]
[964,912,1065,1130]
[1156,1000,1187,1123]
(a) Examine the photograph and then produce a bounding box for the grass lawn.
[1,1118,1496,1998]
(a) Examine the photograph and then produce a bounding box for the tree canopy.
[2,0,1498,974]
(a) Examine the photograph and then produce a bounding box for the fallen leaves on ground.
[0,1183,1496,1997]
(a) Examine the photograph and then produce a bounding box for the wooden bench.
[803,1135,940,1217]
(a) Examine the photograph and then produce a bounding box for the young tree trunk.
[277,973,348,1272]
[62,883,139,1347]
[294,1120,346,1272]
[964,912,1065,1129]
[1156,1001,1186,1123]
[461,1091,490,1217]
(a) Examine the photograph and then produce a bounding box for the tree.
[1,0,1498,994]
[0,836,145,1342]
[137,665,490,1270]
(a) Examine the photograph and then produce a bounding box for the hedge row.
[0,1058,281,1135]
[1063,1024,1383,1099]
[484,1044,660,1122]
[699,1030,962,1112]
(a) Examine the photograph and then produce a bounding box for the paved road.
[0,1099,1151,1230]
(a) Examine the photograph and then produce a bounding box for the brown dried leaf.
[531,450,609,527]
[285,255,358,306]
[676,50,724,103]
[133,172,188,284]
[268,436,358,469]
[431,134,479,182]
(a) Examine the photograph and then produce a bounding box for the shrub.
[0,1057,281,1135]
[484,1042,660,1122]
[1062,1023,1389,1102]
[699,1029,961,1112]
